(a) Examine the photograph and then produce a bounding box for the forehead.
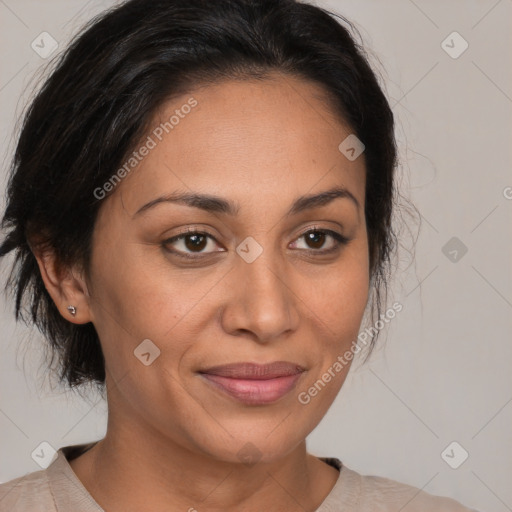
[108,74,366,217]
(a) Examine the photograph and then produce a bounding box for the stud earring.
[67,305,77,316]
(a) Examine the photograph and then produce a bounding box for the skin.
[35,72,369,512]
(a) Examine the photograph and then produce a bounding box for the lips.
[199,362,305,405]
[201,361,305,379]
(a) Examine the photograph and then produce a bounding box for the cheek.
[296,249,369,411]
[87,240,223,370]
[311,241,370,340]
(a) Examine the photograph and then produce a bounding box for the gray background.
[0,1,511,510]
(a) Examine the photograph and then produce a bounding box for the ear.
[32,247,94,325]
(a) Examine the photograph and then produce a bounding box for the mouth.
[198,361,306,405]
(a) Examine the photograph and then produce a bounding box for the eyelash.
[162,227,350,260]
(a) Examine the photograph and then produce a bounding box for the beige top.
[0,443,477,511]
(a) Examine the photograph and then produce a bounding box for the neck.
[68,381,339,512]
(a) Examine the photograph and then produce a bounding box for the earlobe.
[31,247,93,324]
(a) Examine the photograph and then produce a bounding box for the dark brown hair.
[0,0,400,391]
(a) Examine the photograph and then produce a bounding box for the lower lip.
[200,372,304,405]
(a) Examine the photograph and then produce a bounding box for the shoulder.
[0,443,103,512]
[0,468,55,512]
[321,459,478,512]
[353,468,477,511]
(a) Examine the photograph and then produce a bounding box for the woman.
[0,0,476,510]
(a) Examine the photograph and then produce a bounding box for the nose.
[220,250,300,344]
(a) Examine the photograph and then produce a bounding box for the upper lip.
[199,361,305,380]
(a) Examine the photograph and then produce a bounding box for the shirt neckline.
[47,442,359,511]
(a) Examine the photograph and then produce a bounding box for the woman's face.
[85,73,369,463]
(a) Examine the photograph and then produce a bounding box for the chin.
[193,429,305,467]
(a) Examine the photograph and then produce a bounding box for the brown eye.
[304,231,326,249]
[291,229,350,254]
[163,231,225,259]
[183,233,208,252]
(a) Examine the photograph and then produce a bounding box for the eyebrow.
[133,185,360,218]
